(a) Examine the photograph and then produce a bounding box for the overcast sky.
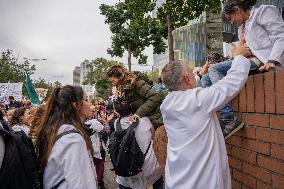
[0,0,153,85]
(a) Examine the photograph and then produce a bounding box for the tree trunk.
[167,15,174,62]
[127,46,132,72]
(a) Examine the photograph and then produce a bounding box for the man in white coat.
[160,46,252,189]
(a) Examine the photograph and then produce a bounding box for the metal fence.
[173,23,206,67]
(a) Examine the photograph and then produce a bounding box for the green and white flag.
[24,71,41,105]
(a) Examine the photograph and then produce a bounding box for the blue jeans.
[200,73,212,88]
[118,176,163,189]
[207,59,259,129]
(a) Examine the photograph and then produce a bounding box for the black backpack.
[0,127,41,189]
[109,118,150,177]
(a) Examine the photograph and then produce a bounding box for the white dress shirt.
[43,124,97,189]
[161,56,251,189]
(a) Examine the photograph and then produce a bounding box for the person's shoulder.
[256,5,279,15]
[140,117,152,125]
[56,124,83,144]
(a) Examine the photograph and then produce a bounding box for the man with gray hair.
[160,46,252,189]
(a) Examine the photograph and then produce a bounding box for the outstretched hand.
[231,43,252,58]
[128,114,141,122]
[259,63,275,71]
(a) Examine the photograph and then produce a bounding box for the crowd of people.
[0,0,284,188]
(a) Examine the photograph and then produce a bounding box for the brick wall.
[227,71,284,189]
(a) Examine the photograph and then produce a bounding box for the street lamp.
[22,57,47,76]
[23,58,47,62]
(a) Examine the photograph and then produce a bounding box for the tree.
[147,69,160,83]
[100,0,166,71]
[33,78,62,101]
[0,50,36,83]
[157,0,221,61]
[84,58,121,99]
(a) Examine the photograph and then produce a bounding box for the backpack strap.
[115,118,122,131]
[51,130,79,188]
[145,141,151,156]
[126,119,139,132]
[0,127,10,136]
[55,129,80,142]
[51,178,65,189]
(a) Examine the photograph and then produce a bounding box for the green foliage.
[0,50,36,83]
[0,50,62,100]
[33,78,62,101]
[157,0,221,31]
[100,0,166,68]
[84,58,121,99]
[147,69,160,83]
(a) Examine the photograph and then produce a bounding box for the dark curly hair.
[224,0,257,15]
[113,97,135,117]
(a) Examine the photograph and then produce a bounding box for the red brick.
[275,71,284,114]
[271,145,284,161]
[241,184,253,189]
[243,174,256,188]
[232,95,239,112]
[264,72,275,113]
[238,126,256,139]
[246,76,255,113]
[270,116,284,130]
[243,138,270,155]
[239,86,247,112]
[242,114,269,128]
[232,179,242,189]
[233,169,257,189]
[258,155,284,175]
[257,181,272,189]
[227,135,243,147]
[256,128,284,145]
[243,162,272,184]
[254,74,264,113]
[272,174,284,189]
[229,156,243,171]
[255,128,271,143]
[233,168,243,181]
[232,146,257,165]
[226,144,233,156]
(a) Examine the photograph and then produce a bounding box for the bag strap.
[51,130,79,188]
[0,126,10,136]
[115,118,122,131]
[51,178,65,189]
[144,141,151,156]
[126,119,139,132]
[55,129,80,142]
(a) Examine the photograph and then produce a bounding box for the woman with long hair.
[30,105,45,141]
[35,85,97,189]
[107,65,168,171]
[11,107,32,136]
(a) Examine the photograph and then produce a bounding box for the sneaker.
[223,116,245,140]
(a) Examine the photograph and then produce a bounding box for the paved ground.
[103,155,153,189]
[103,155,118,189]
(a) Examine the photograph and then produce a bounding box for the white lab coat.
[242,5,284,69]
[85,119,104,159]
[43,124,97,189]
[161,55,251,189]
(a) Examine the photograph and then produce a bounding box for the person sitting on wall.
[205,0,284,139]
